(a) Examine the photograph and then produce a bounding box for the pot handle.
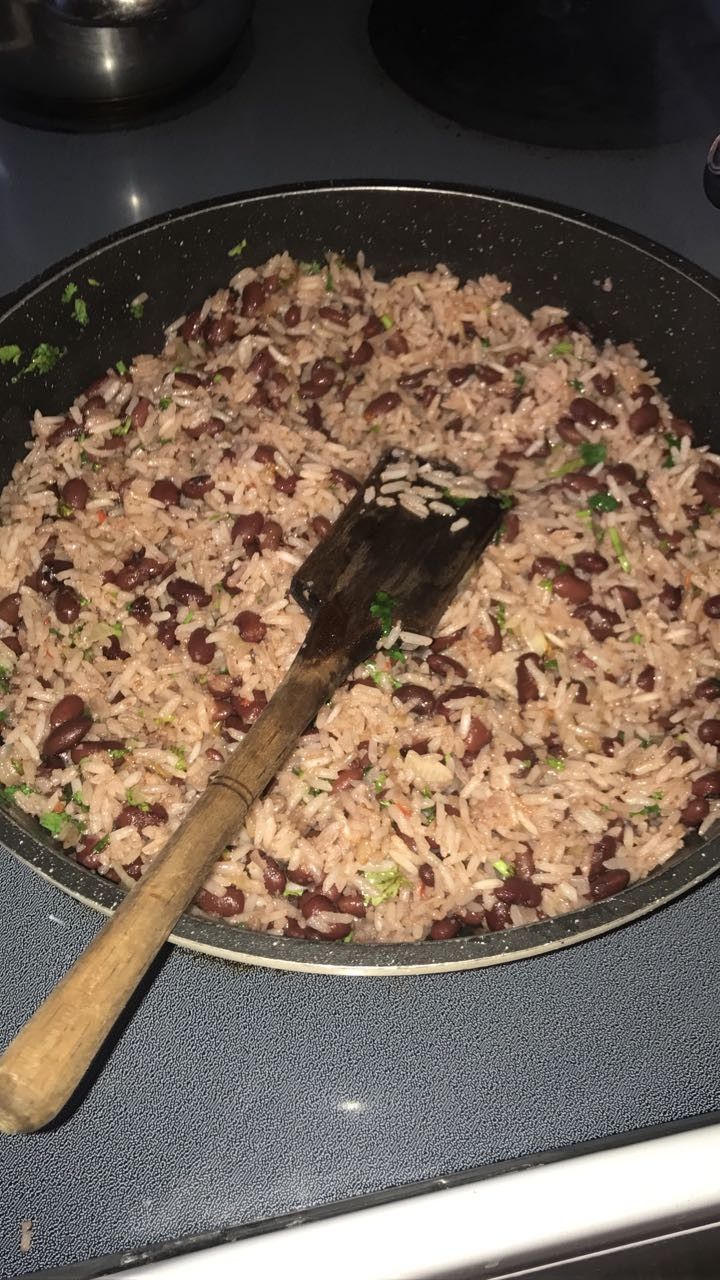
[704,134,720,209]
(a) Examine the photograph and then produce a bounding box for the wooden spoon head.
[291,450,502,644]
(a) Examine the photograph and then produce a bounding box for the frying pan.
[1,181,719,976]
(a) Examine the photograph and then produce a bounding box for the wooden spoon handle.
[0,632,342,1134]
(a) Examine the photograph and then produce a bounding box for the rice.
[0,250,718,945]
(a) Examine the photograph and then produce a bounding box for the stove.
[1,1,720,1275]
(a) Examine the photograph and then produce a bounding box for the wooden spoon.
[0,450,501,1133]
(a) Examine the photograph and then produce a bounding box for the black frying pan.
[1,181,719,976]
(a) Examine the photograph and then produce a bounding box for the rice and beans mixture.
[1,252,719,944]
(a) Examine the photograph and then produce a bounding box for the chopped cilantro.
[40,811,65,836]
[292,767,303,777]
[0,345,22,366]
[108,748,128,761]
[228,239,247,258]
[16,343,65,378]
[283,884,303,897]
[498,490,516,510]
[61,282,78,304]
[493,858,515,879]
[361,862,408,905]
[110,418,132,437]
[73,297,89,326]
[299,261,323,275]
[380,314,394,330]
[115,360,128,375]
[662,431,681,468]
[493,601,507,631]
[588,491,620,513]
[569,378,585,393]
[125,788,149,812]
[158,397,171,410]
[342,930,355,943]
[95,834,110,852]
[630,632,643,645]
[57,501,74,518]
[544,657,559,672]
[420,805,436,825]
[480,337,491,348]
[325,270,335,293]
[72,791,90,812]
[181,610,195,625]
[373,773,387,794]
[170,746,187,772]
[370,590,397,637]
[307,786,324,797]
[109,622,124,637]
[539,577,554,592]
[0,668,10,694]
[130,301,145,319]
[0,783,33,803]
[631,800,661,819]
[550,340,574,356]
[442,489,470,508]
[579,442,607,468]
[545,756,566,772]
[609,526,630,572]
[513,370,526,389]
[387,645,405,664]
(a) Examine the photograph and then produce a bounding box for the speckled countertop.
[1,1,720,1274]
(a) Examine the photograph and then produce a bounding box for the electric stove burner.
[369,0,720,149]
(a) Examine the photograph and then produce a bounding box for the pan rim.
[2,177,720,975]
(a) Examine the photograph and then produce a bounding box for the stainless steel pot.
[0,0,252,116]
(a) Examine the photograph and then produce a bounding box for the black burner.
[369,0,720,149]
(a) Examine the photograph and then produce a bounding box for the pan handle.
[704,134,720,209]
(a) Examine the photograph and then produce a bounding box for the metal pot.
[0,0,251,116]
[1,181,719,975]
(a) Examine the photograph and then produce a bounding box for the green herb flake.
[0,345,22,366]
[609,526,631,573]
[57,501,74,518]
[544,658,559,672]
[387,645,406,664]
[39,811,65,836]
[370,590,397,637]
[115,360,128,375]
[181,610,195,625]
[380,314,394,330]
[61,282,78,304]
[228,239,247,258]
[480,337,491,348]
[373,773,387,794]
[130,301,145,319]
[545,756,566,772]
[170,746,187,772]
[342,930,355,943]
[110,418,132,437]
[0,668,10,694]
[158,397,171,411]
[125,788,149,812]
[325,271,335,293]
[441,489,470,508]
[283,884,304,897]
[299,261,323,275]
[493,601,507,631]
[16,343,65,379]
[493,858,515,879]
[72,791,90,812]
[588,491,620,514]
[579,442,607,469]
[420,805,436,825]
[569,378,585,393]
[108,748,128,761]
[73,297,89,327]
[630,632,644,645]
[498,490,516,510]
[87,278,101,288]
[550,340,574,357]
[361,862,408,906]
[0,783,33,803]
[513,370,526,389]
[538,577,554,592]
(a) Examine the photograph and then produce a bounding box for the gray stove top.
[1,0,720,1274]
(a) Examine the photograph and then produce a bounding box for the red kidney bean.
[592,372,616,396]
[311,515,331,539]
[574,603,620,641]
[569,397,617,428]
[693,471,720,508]
[255,520,280,552]
[432,628,465,652]
[556,416,583,446]
[516,653,541,703]
[240,281,265,317]
[463,716,492,756]
[0,635,20,657]
[629,487,654,510]
[121,857,143,881]
[385,330,409,356]
[332,764,364,792]
[561,472,605,495]
[102,634,129,661]
[168,578,211,607]
[364,391,400,420]
[670,414,694,440]
[633,384,654,402]
[392,683,435,715]
[485,901,512,931]
[253,444,276,466]
[111,556,172,592]
[259,853,286,896]
[232,511,265,544]
[61,477,89,511]
[486,617,503,655]
[235,610,267,643]
[55,586,81,625]
[417,862,436,889]
[196,885,245,916]
[613,585,641,611]
[183,416,225,440]
[589,868,630,900]
[416,385,438,408]
[75,835,104,870]
[590,834,618,875]
[336,889,366,918]
[628,403,660,435]
[429,916,461,940]
[83,394,107,417]
[476,364,504,386]
[659,582,682,614]
[552,571,592,604]
[247,349,277,383]
[347,340,373,367]
[131,397,151,431]
[181,474,215,501]
[531,556,560,578]
[635,664,655,692]
[362,314,384,339]
[515,845,536,879]
[156,619,178,649]
[691,771,720,798]
[398,369,430,388]
[150,479,180,507]
[187,627,215,664]
[231,688,267,727]
[42,714,91,760]
[300,893,351,940]
[501,512,520,543]
[284,304,301,328]
[274,472,298,496]
[704,596,720,619]
[495,876,541,907]
[318,305,350,327]
[573,551,608,574]
[174,371,203,388]
[48,417,83,447]
[283,918,308,939]
[28,557,72,597]
[179,309,203,342]
[447,364,474,386]
[607,463,636,486]
[70,738,126,764]
[538,321,568,341]
[698,719,720,746]
[0,593,20,627]
[427,653,468,680]
[671,741,693,764]
[128,596,152,624]
[50,694,85,727]
[695,678,720,701]
[681,795,709,826]
[601,736,622,757]
[330,467,360,493]
[301,359,338,399]
[114,802,168,832]
[435,685,484,719]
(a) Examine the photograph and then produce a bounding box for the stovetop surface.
[1,0,720,1274]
